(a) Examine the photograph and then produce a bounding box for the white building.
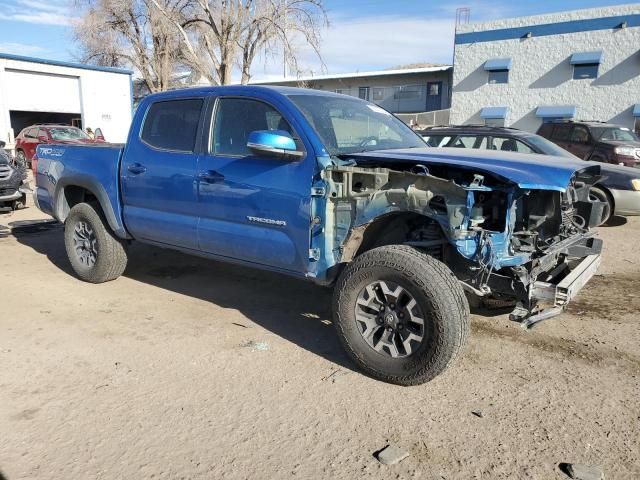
[450,4,640,133]
[0,53,133,146]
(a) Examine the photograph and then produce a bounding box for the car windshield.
[592,127,639,142]
[288,94,426,155]
[524,135,578,158]
[48,127,89,141]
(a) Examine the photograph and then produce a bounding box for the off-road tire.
[589,186,612,225]
[64,202,127,283]
[333,245,469,385]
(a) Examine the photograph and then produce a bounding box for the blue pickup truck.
[34,86,604,385]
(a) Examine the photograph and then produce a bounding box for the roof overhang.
[536,105,576,119]
[570,51,603,65]
[484,58,512,71]
[480,107,508,119]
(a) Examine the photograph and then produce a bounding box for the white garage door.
[5,68,81,113]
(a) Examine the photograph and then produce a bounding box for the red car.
[15,125,104,168]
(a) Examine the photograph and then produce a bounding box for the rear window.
[537,123,553,138]
[141,99,204,152]
[551,125,571,141]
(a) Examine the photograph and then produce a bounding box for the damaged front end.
[0,151,28,211]
[316,159,603,328]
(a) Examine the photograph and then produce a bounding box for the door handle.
[198,170,224,183]
[127,163,146,174]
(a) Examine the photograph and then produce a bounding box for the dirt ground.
[1,194,639,480]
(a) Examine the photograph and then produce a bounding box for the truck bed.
[34,143,129,237]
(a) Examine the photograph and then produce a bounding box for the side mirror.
[95,128,105,141]
[247,130,304,160]
[38,135,48,143]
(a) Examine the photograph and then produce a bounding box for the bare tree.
[150,0,328,85]
[74,0,192,93]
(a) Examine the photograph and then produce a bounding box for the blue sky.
[0,0,634,80]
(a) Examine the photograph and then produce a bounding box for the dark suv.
[537,121,640,168]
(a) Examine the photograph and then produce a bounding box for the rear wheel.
[64,202,128,283]
[589,186,612,225]
[333,245,469,385]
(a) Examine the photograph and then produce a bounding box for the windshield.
[592,127,639,142]
[525,134,578,158]
[288,94,426,155]
[48,127,90,141]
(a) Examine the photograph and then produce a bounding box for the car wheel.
[333,245,469,385]
[589,186,612,225]
[16,150,28,169]
[64,202,128,283]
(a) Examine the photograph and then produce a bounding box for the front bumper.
[610,188,640,216]
[506,234,602,328]
[520,254,602,327]
[0,189,22,202]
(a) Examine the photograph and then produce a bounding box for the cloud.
[0,0,76,26]
[251,14,456,81]
[0,42,45,55]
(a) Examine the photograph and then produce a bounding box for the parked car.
[536,120,640,168]
[0,144,28,210]
[419,125,640,224]
[15,124,105,168]
[34,86,604,385]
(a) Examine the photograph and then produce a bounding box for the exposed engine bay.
[320,158,604,328]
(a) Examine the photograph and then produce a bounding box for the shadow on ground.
[9,220,355,372]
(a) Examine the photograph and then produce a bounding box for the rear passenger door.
[121,97,204,250]
[196,95,315,273]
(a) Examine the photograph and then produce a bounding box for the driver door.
[196,95,315,273]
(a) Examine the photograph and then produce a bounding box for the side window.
[493,137,535,153]
[212,98,293,156]
[570,125,590,143]
[551,125,571,141]
[26,128,37,139]
[451,135,487,149]
[141,98,204,152]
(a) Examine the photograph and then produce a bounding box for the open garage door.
[4,68,83,136]
[9,111,82,136]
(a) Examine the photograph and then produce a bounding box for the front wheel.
[64,202,128,283]
[333,245,469,385]
[589,186,612,225]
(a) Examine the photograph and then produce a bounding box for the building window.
[428,83,440,96]
[573,63,599,80]
[358,87,370,101]
[488,69,509,84]
[372,87,385,102]
[335,89,344,94]
[393,86,422,100]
